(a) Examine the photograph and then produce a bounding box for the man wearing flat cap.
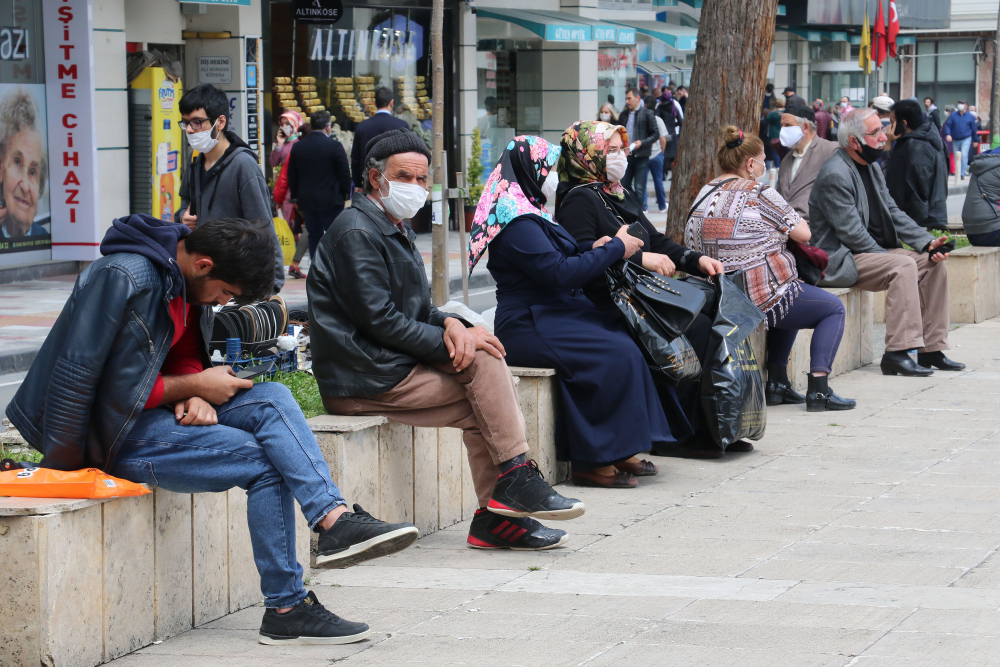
[307,128,585,551]
[776,104,839,221]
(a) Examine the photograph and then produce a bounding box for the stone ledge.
[509,366,557,377]
[307,414,388,433]
[0,496,112,516]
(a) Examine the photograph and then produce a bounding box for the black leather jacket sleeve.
[42,265,137,470]
[331,228,451,362]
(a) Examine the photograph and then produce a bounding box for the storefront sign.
[198,56,232,84]
[43,0,100,261]
[293,0,343,25]
[308,28,421,63]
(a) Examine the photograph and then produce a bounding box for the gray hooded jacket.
[178,130,284,291]
[962,152,1000,236]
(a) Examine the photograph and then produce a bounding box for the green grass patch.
[0,441,43,464]
[930,229,970,249]
[263,371,325,419]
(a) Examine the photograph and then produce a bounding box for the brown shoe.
[614,459,658,476]
[572,469,638,488]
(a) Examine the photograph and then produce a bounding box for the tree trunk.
[665,0,779,241]
[430,0,447,304]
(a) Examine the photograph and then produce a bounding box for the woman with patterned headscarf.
[555,120,744,460]
[468,136,667,489]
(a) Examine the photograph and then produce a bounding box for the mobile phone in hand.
[627,222,650,247]
[235,360,275,380]
[928,240,955,259]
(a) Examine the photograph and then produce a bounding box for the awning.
[637,61,691,74]
[476,9,634,44]
[607,20,698,51]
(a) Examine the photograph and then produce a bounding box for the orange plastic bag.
[0,467,151,499]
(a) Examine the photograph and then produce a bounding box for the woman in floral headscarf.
[556,120,747,460]
[469,136,669,488]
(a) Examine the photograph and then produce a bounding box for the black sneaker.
[487,460,585,520]
[259,591,370,645]
[467,510,568,550]
[316,504,419,569]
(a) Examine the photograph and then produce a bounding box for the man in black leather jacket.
[309,128,586,551]
[618,87,659,208]
[5,215,418,646]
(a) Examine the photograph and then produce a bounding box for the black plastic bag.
[608,263,703,385]
[700,273,767,449]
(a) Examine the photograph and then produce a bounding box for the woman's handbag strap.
[686,178,738,221]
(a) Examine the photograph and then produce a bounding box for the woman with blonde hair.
[597,103,618,124]
[684,125,855,412]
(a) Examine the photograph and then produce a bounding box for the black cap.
[365,128,432,165]
[785,104,815,122]
[783,86,796,94]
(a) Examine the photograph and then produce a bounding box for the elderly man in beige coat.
[775,104,839,221]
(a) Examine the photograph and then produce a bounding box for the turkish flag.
[872,0,887,68]
[887,0,900,58]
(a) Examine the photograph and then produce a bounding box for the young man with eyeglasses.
[177,84,284,291]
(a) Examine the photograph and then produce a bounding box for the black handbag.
[606,260,707,384]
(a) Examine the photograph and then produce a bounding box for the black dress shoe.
[766,381,806,406]
[765,364,805,405]
[805,374,857,412]
[917,352,966,371]
[651,436,723,459]
[880,352,933,377]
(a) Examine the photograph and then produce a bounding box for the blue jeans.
[302,206,344,261]
[622,156,649,209]
[955,136,973,177]
[766,282,846,374]
[968,228,1000,246]
[111,383,346,609]
[648,153,666,210]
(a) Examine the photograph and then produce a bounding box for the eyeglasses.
[606,146,629,156]
[863,127,886,137]
[179,117,215,131]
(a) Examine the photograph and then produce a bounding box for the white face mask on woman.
[377,172,428,220]
[605,152,628,182]
[540,169,559,206]
[599,112,612,122]
[750,157,768,183]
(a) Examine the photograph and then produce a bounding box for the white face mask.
[599,112,612,122]
[540,170,559,206]
[186,119,220,153]
[841,101,849,108]
[281,124,295,138]
[377,173,428,220]
[958,104,967,112]
[605,152,628,183]
[779,125,805,148]
[750,157,768,183]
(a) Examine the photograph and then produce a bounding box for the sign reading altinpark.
[293,0,344,25]
[42,0,100,261]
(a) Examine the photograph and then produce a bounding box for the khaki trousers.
[323,350,528,508]
[852,248,949,353]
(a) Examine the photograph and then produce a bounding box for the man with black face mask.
[808,108,964,378]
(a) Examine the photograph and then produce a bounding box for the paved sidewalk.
[105,316,1000,667]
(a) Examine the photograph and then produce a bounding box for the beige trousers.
[852,248,950,353]
[323,350,528,507]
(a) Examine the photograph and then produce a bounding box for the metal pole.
[430,0,447,305]
[456,171,469,306]
[991,10,1000,147]
[291,20,297,80]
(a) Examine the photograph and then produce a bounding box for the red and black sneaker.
[467,509,568,550]
[487,460,585,521]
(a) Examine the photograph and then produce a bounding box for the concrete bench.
[308,367,568,547]
[0,489,310,667]
[749,286,874,392]
[871,245,1000,325]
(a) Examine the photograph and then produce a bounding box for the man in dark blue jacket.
[5,215,417,646]
[349,87,407,190]
[943,100,980,178]
[288,110,353,260]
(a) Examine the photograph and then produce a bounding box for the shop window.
[0,0,50,261]
[913,40,977,110]
[475,44,542,174]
